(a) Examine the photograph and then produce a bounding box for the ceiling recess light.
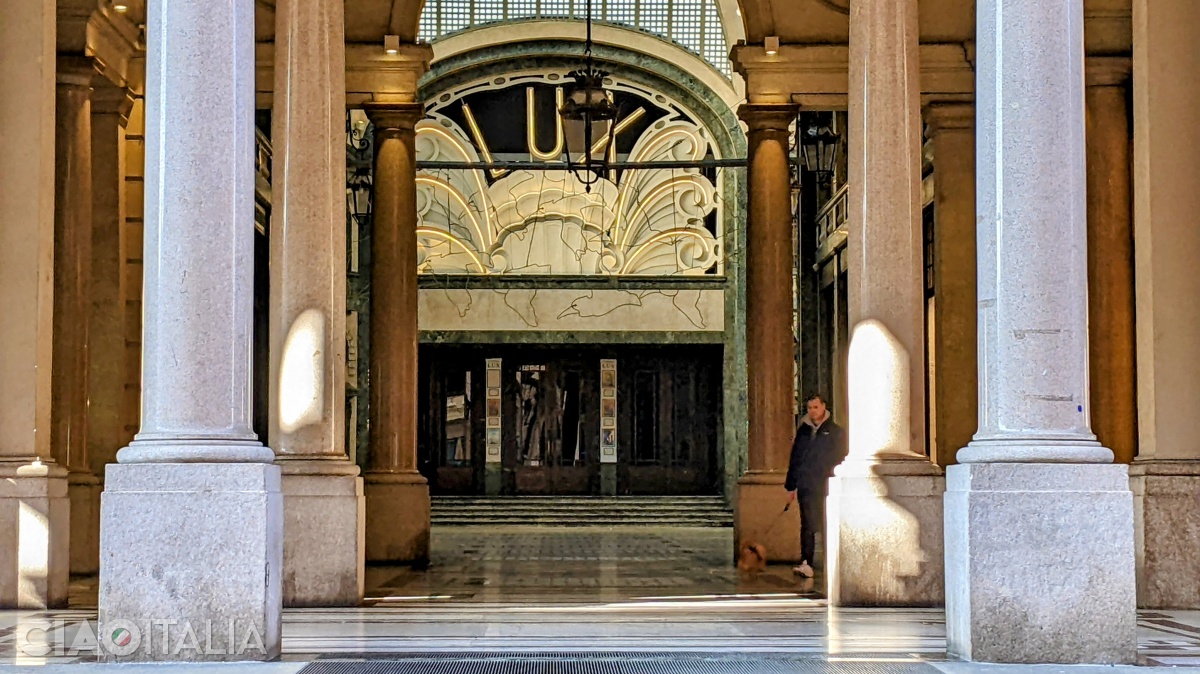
[384,34,400,55]
[764,36,780,55]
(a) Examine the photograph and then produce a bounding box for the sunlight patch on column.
[847,319,911,459]
[279,308,327,433]
[18,500,49,608]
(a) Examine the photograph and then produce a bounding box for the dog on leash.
[737,541,768,574]
[737,502,791,575]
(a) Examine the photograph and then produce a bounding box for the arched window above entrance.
[375,71,729,276]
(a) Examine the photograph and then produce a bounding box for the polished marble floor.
[2,527,1199,668]
[365,526,819,603]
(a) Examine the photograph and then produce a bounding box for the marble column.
[924,103,976,468]
[1085,58,1136,466]
[98,0,283,661]
[83,84,132,579]
[0,0,71,609]
[270,0,364,606]
[733,104,802,564]
[53,58,101,577]
[833,0,943,606]
[120,92,146,446]
[945,0,1136,663]
[1131,0,1200,610]
[364,103,430,564]
[88,84,133,474]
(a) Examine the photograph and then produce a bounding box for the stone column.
[945,0,1136,663]
[84,84,132,581]
[120,88,146,446]
[364,103,430,563]
[270,0,364,606]
[733,104,802,563]
[98,0,283,661]
[0,0,71,609]
[832,0,943,606]
[1131,0,1200,610]
[88,84,134,473]
[53,58,101,577]
[924,103,976,467]
[1085,58,1136,466]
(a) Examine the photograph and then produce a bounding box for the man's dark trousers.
[798,487,824,566]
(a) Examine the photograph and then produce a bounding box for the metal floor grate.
[298,653,940,674]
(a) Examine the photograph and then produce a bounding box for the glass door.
[505,359,594,495]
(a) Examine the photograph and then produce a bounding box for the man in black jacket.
[784,394,848,578]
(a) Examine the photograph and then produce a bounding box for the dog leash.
[754,501,793,541]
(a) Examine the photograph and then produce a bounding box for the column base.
[946,462,1135,664]
[0,462,70,608]
[279,460,364,607]
[827,458,944,606]
[600,464,617,496]
[68,472,101,575]
[1132,460,1200,608]
[734,472,801,564]
[99,462,282,662]
[364,472,429,564]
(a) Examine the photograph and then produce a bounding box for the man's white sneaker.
[793,562,814,578]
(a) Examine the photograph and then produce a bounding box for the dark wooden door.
[618,347,721,495]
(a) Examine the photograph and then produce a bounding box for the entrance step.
[430,496,733,527]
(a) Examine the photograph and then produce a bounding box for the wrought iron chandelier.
[559,0,618,191]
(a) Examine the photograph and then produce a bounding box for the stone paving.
[2,527,1199,670]
[365,526,817,603]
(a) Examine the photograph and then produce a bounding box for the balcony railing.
[814,182,849,267]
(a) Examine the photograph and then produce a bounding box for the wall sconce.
[383,35,400,55]
[765,36,780,55]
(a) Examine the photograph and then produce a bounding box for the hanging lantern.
[560,68,617,189]
[558,0,619,191]
[801,123,840,181]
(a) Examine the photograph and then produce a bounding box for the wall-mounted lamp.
[113,2,128,12]
[764,36,780,55]
[383,35,400,55]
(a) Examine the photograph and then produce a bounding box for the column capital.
[1086,56,1132,88]
[363,102,426,132]
[732,43,848,107]
[56,56,97,89]
[924,101,975,138]
[347,42,434,105]
[91,83,137,125]
[738,103,798,133]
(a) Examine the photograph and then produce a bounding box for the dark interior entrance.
[419,344,723,496]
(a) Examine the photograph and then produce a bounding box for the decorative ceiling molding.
[85,4,145,92]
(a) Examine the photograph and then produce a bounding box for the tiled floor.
[365,526,819,603]
[2,527,1199,668]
